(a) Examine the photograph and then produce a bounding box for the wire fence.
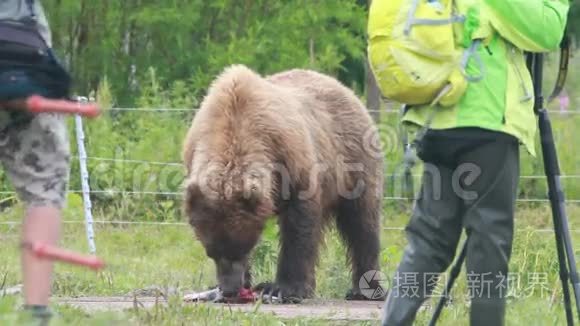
[97,107,580,116]
[2,104,580,253]
[1,220,580,235]
[2,188,580,203]
[68,156,580,180]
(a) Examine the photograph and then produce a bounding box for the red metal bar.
[27,242,106,271]
[25,95,100,117]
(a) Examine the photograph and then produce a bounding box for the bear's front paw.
[345,287,388,301]
[253,282,305,304]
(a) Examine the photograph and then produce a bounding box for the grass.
[2,202,580,325]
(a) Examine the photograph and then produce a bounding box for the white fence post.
[74,96,97,255]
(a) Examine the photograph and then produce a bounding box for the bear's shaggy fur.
[182,64,385,302]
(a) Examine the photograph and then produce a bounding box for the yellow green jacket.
[402,0,570,156]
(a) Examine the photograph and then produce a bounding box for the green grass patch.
[2,203,580,324]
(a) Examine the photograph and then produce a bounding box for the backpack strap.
[25,0,37,21]
[404,0,466,35]
[460,39,485,82]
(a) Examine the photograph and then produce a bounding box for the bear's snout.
[216,258,246,297]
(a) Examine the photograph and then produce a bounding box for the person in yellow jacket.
[380,0,570,325]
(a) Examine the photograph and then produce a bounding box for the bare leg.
[0,112,70,311]
[21,205,62,306]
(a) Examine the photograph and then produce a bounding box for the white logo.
[359,270,388,299]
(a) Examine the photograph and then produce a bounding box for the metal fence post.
[74,96,97,255]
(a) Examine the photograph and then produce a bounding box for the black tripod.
[428,35,580,326]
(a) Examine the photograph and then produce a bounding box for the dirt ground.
[54,296,393,321]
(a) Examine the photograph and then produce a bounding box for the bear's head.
[184,160,274,297]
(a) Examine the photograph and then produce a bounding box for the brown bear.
[182,64,385,303]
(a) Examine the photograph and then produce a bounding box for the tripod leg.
[538,108,580,324]
[428,239,468,326]
[403,165,414,201]
[552,200,575,325]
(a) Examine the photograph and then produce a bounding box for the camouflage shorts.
[0,111,70,209]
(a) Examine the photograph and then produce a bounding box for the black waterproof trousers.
[382,127,520,326]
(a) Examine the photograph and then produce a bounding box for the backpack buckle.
[460,39,486,82]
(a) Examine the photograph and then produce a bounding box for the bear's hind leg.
[254,197,323,303]
[336,197,385,301]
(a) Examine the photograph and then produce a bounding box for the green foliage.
[42,0,367,104]
[569,0,580,43]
